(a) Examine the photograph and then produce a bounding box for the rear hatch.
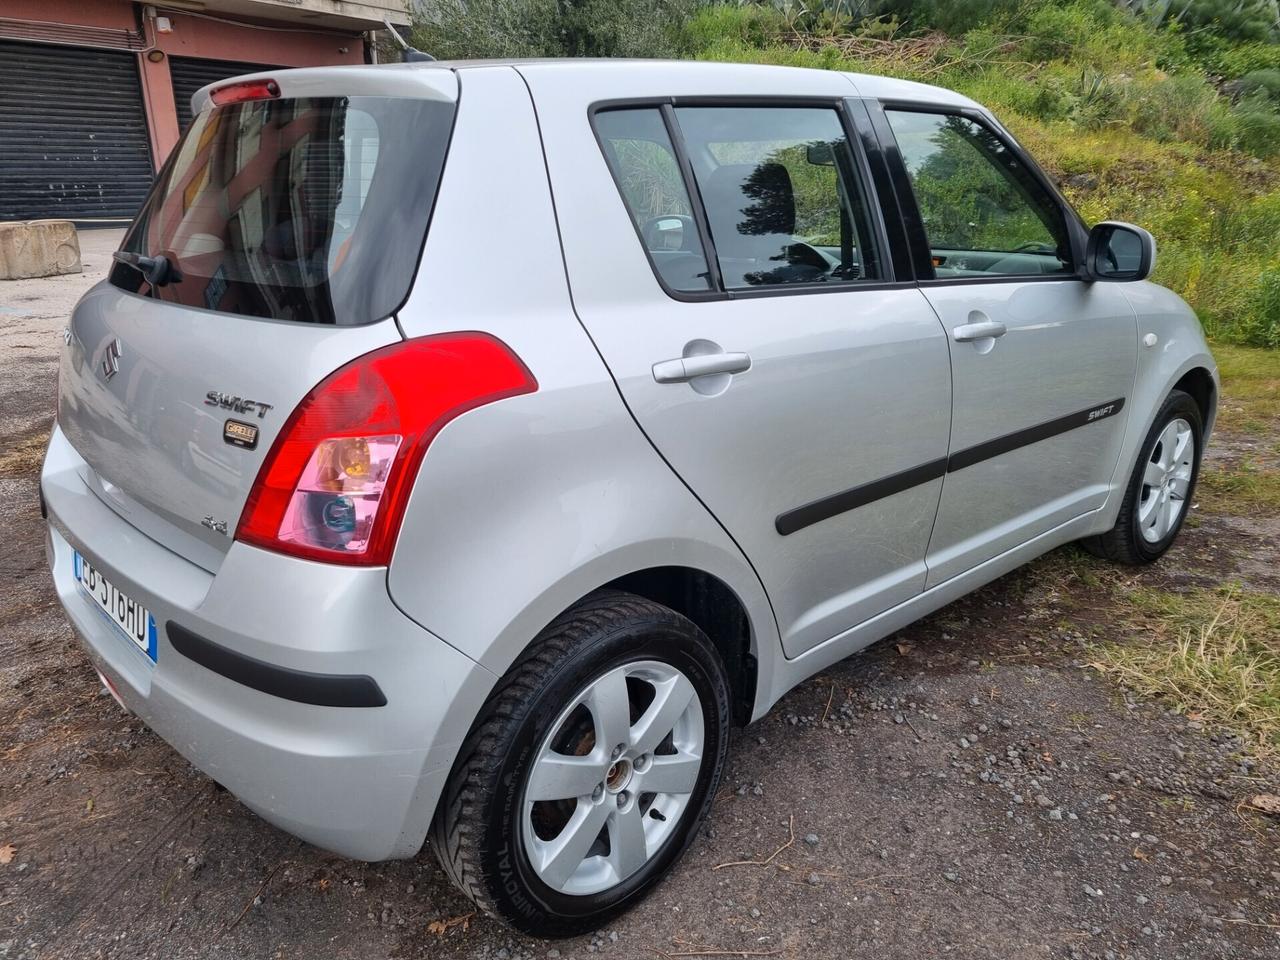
[57,66,458,572]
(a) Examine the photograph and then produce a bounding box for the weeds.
[1092,586,1280,755]
[1199,459,1280,514]
[1212,343,1280,434]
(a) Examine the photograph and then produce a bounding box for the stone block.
[0,220,83,280]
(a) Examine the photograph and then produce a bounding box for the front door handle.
[952,320,1007,342]
[652,352,752,383]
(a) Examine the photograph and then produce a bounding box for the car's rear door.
[523,65,953,658]
[871,103,1137,586]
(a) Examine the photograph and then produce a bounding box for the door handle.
[952,320,1007,342]
[652,352,752,383]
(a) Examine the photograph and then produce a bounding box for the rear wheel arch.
[599,566,757,727]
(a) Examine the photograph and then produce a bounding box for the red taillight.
[210,79,281,106]
[236,333,536,566]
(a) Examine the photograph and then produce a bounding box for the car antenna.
[382,16,435,62]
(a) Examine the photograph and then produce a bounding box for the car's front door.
[531,87,953,659]
[878,105,1137,586]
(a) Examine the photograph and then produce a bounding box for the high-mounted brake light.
[236,333,536,566]
[210,79,281,106]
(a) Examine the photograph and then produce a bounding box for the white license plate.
[73,550,157,663]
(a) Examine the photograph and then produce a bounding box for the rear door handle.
[652,352,752,383]
[952,320,1007,342]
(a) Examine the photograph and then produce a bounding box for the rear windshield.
[110,95,454,325]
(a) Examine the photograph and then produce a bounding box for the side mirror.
[1086,221,1155,282]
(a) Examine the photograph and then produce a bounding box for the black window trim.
[869,98,1092,288]
[587,95,907,303]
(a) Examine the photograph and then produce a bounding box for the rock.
[1049,808,1063,821]
[803,833,820,847]
[0,220,82,280]
[807,872,822,886]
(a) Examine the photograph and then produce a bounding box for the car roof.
[194,58,983,115]
[409,57,982,111]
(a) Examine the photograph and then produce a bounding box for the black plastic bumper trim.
[166,621,387,708]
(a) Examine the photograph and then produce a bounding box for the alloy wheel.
[521,660,704,896]
[1138,416,1195,544]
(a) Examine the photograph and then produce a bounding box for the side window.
[884,110,1072,278]
[674,106,882,289]
[595,108,713,294]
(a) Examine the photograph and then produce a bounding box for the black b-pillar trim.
[167,621,388,708]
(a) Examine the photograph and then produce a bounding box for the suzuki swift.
[42,59,1217,936]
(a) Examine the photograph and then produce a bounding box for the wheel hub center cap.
[605,758,633,793]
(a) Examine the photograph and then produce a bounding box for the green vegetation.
[412,0,1280,346]
[1215,343,1280,434]
[1199,456,1280,513]
[1092,585,1280,755]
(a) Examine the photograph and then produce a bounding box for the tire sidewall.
[479,614,730,936]
[1127,391,1204,562]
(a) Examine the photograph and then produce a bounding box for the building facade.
[0,0,409,221]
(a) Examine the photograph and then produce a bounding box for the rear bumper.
[41,424,496,861]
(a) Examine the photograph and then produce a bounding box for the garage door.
[170,57,281,131]
[0,39,153,221]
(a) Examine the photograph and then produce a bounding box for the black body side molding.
[167,621,388,708]
[776,398,1125,536]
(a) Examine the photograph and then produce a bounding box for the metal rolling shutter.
[0,39,153,221]
[170,57,280,131]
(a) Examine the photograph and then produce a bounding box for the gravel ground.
[1,241,1277,959]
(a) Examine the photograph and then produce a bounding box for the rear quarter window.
[111,95,455,325]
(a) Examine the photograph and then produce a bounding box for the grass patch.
[1198,458,1280,515]
[1212,343,1280,436]
[1091,586,1280,755]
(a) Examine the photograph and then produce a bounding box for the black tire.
[1082,389,1203,564]
[430,590,731,937]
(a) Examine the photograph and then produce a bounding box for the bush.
[412,0,697,60]
[1239,67,1280,100]
[1244,269,1280,346]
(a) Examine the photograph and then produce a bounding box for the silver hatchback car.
[42,59,1216,935]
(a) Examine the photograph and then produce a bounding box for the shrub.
[1238,67,1280,100]
[412,0,697,60]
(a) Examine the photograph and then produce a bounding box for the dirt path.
[1,257,1277,959]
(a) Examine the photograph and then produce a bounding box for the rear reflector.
[210,78,281,106]
[236,333,536,566]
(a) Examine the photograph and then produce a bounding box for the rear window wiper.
[112,251,183,287]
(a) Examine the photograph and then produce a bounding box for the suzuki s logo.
[100,338,122,381]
